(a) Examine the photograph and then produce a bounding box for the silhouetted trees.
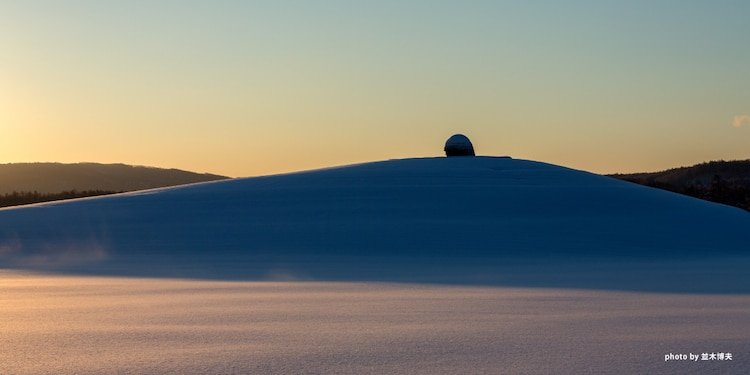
[0,162,227,194]
[611,160,750,212]
[0,190,120,208]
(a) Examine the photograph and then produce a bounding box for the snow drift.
[0,157,748,292]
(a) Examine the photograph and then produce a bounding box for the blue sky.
[1,0,748,176]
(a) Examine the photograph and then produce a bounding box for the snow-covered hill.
[0,157,748,291]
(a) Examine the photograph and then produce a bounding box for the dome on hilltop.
[444,134,475,157]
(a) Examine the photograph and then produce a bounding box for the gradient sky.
[1,1,748,177]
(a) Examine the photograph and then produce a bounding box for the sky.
[1,0,748,177]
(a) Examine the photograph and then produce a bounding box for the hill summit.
[0,157,748,292]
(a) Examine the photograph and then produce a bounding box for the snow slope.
[0,157,748,291]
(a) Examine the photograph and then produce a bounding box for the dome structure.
[444,134,475,157]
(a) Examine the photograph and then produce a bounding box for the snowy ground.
[1,157,748,373]
[1,157,749,292]
[1,271,748,374]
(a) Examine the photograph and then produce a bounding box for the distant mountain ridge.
[610,160,750,211]
[0,162,229,194]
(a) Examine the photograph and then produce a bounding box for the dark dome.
[444,134,475,157]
